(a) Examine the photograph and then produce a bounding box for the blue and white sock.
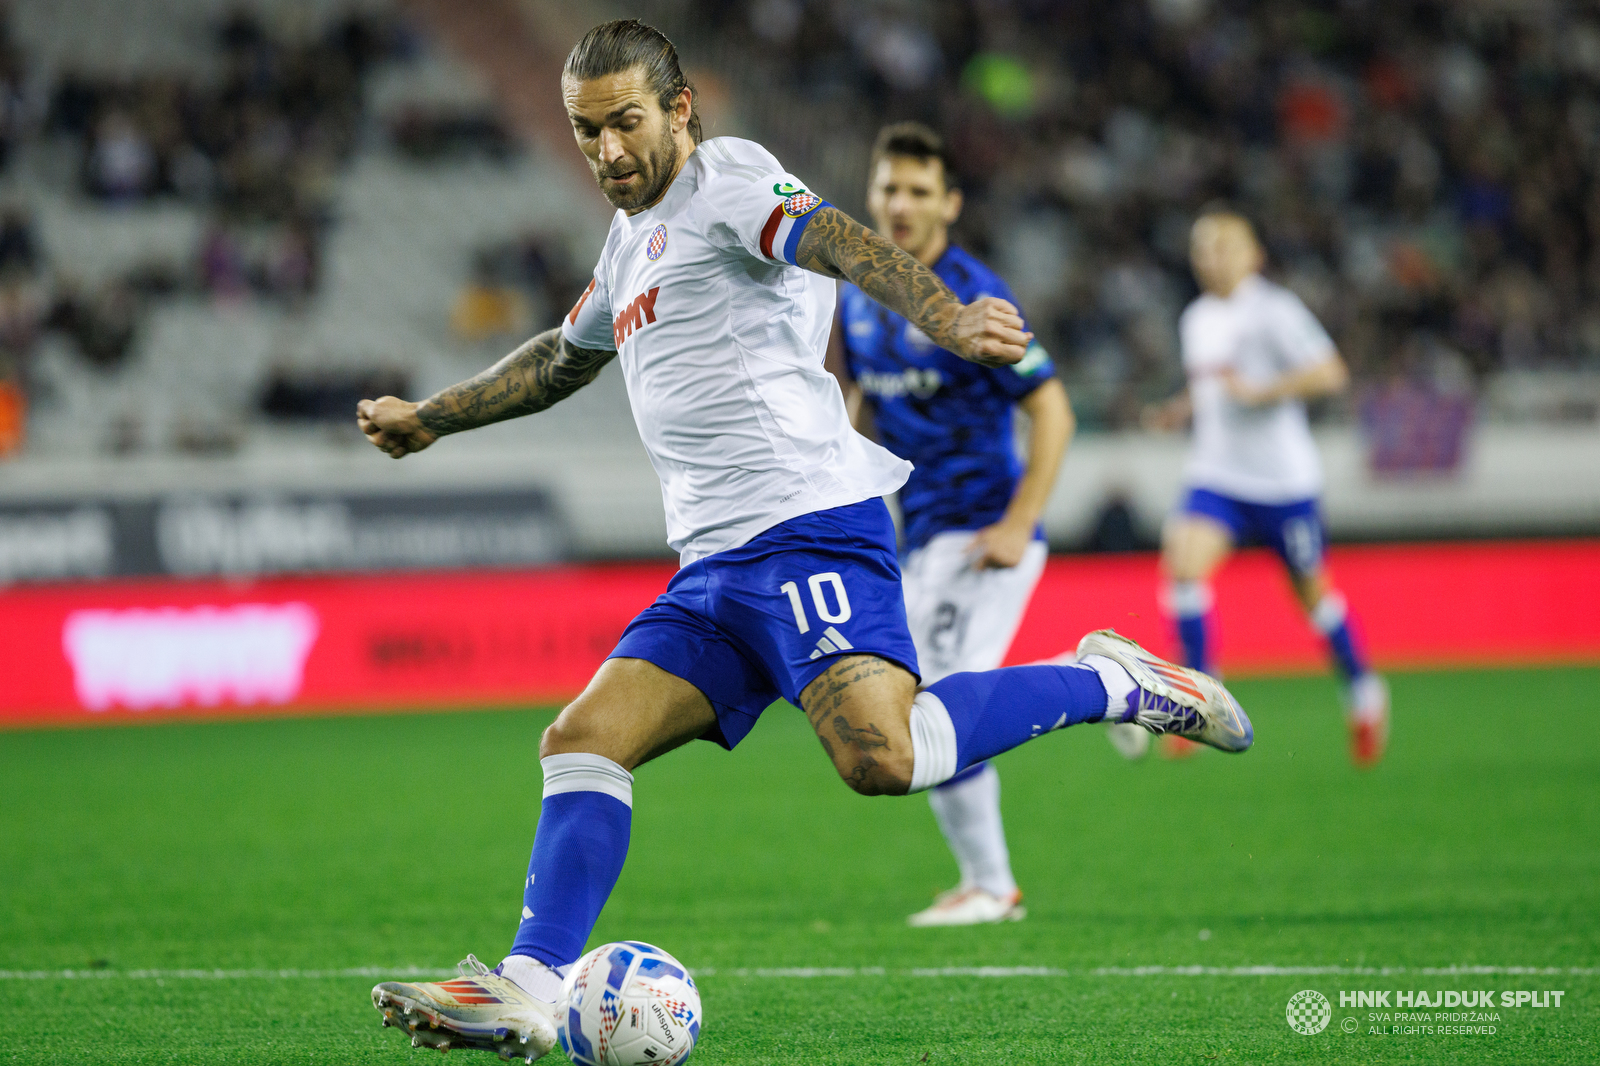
[504,753,633,988]
[908,660,1129,791]
[1167,580,1213,674]
[1311,591,1370,681]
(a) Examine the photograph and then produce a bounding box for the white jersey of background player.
[827,123,1074,926]
[1146,209,1388,766]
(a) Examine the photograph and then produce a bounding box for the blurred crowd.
[661,0,1600,428]
[0,5,432,455]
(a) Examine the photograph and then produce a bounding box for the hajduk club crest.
[782,191,821,218]
[646,224,668,261]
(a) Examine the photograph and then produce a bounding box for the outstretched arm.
[795,206,1030,367]
[356,327,615,458]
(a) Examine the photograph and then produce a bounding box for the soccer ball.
[557,941,701,1066]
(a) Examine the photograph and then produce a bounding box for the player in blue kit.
[828,123,1076,926]
[357,22,1252,1061]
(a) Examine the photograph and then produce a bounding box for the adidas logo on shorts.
[808,626,854,660]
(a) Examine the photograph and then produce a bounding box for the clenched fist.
[357,396,437,458]
[950,296,1032,367]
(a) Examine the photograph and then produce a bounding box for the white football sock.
[1079,654,1137,722]
[1164,580,1214,619]
[927,763,1017,898]
[1310,590,1348,634]
[907,690,958,793]
[497,953,567,1002]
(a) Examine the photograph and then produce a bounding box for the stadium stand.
[648,0,1600,432]
[0,0,1595,559]
[0,0,625,462]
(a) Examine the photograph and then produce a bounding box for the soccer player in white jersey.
[357,22,1252,1061]
[827,123,1075,927]
[1146,208,1388,767]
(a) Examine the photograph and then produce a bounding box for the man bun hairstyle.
[870,121,959,190]
[564,19,702,143]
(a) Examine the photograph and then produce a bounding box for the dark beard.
[595,125,680,212]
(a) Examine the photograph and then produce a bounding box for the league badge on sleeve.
[646,224,669,261]
[1011,341,1051,377]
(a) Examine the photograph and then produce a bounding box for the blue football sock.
[1312,592,1370,680]
[509,754,633,972]
[1177,614,1210,674]
[919,664,1109,779]
[1167,580,1213,674]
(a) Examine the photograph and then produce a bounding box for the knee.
[833,744,914,797]
[539,704,591,760]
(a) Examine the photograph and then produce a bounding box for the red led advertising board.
[2,541,1596,728]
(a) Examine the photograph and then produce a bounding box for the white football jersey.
[1179,274,1336,502]
[563,137,912,563]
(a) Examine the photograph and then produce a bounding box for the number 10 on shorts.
[780,573,852,634]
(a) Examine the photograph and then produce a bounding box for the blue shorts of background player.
[1180,487,1325,577]
[1166,484,1384,766]
[610,497,921,749]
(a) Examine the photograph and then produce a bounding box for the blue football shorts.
[608,497,921,750]
[1181,487,1326,578]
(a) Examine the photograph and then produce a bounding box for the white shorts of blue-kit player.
[901,530,1049,685]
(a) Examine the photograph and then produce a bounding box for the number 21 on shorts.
[779,572,852,634]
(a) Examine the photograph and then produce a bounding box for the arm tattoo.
[416,327,615,437]
[795,206,962,350]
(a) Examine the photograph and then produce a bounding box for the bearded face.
[564,69,690,216]
[591,117,680,212]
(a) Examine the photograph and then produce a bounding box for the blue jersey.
[839,244,1055,552]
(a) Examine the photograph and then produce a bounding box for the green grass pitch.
[2,666,1596,1064]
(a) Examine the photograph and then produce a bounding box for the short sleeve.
[705,170,832,267]
[1268,289,1336,369]
[992,340,1056,400]
[561,267,616,351]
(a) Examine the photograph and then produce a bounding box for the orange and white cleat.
[1078,630,1253,753]
[1347,673,1390,768]
[372,955,558,1062]
[907,886,1027,927]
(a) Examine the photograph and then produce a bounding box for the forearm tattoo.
[416,327,615,436]
[795,206,961,350]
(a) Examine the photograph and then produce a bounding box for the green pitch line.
[1,666,1596,1064]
